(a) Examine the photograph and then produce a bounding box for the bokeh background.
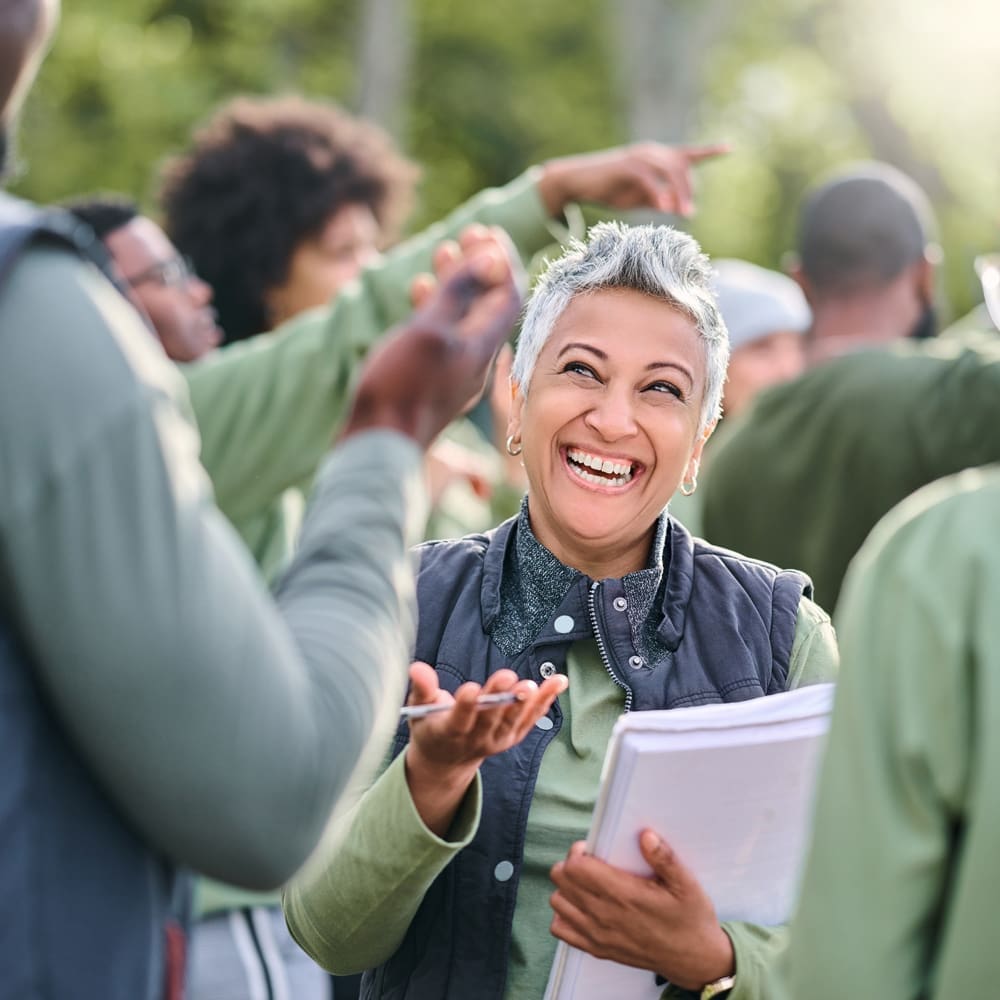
[13,0,999,318]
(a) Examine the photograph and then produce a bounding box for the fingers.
[678,141,732,163]
[549,889,601,953]
[407,661,447,707]
[409,273,436,309]
[630,141,730,216]
[431,239,462,282]
[639,829,689,893]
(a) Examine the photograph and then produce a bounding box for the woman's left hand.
[549,829,735,991]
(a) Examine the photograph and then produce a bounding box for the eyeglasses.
[974,254,1000,333]
[124,255,197,290]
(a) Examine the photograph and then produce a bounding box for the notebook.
[543,683,836,1000]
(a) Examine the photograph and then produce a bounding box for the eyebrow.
[556,342,695,385]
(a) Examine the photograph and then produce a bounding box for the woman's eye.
[645,380,683,399]
[562,361,598,379]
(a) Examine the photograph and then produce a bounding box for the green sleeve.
[284,750,483,975]
[0,248,428,890]
[185,168,556,528]
[785,595,839,688]
[907,339,1000,482]
[774,477,978,999]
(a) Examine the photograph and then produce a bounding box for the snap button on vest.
[493,861,514,882]
[539,661,556,678]
[613,597,628,611]
[553,615,574,633]
[535,716,554,731]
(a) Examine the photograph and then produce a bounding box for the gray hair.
[511,221,729,433]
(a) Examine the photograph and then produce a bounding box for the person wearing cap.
[712,258,810,420]
[668,258,808,535]
[700,161,1000,612]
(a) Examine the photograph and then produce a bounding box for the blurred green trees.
[11,0,999,317]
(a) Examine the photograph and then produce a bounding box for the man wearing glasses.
[65,196,221,362]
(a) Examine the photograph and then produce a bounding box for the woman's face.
[265,202,381,328]
[508,287,711,578]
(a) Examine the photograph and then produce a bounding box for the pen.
[399,691,524,721]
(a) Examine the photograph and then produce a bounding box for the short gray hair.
[511,221,729,433]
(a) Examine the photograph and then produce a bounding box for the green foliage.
[10,0,998,318]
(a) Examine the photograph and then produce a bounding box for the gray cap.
[710,259,811,351]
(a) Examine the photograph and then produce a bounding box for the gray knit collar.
[492,497,669,658]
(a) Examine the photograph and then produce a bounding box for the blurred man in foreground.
[0,2,522,997]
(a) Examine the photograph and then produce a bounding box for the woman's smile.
[563,446,642,490]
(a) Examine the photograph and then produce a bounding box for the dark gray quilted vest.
[362,514,810,999]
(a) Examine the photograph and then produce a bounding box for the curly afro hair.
[159,95,419,343]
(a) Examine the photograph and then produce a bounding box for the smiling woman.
[283,221,840,1000]
[509,286,712,579]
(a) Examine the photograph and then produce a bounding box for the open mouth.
[566,447,638,488]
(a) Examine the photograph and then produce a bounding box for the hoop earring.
[505,434,523,457]
[680,473,698,497]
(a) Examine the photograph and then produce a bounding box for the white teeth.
[572,467,631,487]
[566,448,635,487]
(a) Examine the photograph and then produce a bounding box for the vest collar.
[482,498,693,656]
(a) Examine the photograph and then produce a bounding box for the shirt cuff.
[393,747,483,849]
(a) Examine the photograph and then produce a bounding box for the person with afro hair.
[160,95,419,344]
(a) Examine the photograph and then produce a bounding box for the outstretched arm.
[0,233,521,888]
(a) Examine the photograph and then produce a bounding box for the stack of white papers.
[544,683,835,1000]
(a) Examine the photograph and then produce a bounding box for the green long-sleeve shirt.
[771,465,1000,999]
[185,168,561,581]
[284,599,838,999]
[0,242,427,889]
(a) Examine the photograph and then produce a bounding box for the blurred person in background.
[63,195,220,362]
[701,162,1000,612]
[669,257,809,535]
[159,95,418,345]
[711,258,810,420]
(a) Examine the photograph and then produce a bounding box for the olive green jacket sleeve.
[185,168,557,532]
[0,246,428,890]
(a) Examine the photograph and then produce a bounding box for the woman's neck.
[521,504,657,580]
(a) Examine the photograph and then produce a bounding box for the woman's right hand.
[403,660,567,837]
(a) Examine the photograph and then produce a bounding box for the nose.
[583,387,639,442]
[187,274,214,306]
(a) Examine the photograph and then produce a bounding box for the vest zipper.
[588,580,633,713]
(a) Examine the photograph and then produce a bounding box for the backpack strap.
[0,190,128,295]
